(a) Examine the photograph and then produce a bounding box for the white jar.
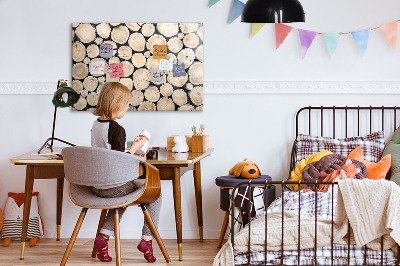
[136,129,150,154]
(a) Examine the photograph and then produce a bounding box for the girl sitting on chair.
[91,82,162,263]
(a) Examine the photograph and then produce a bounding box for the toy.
[136,129,150,154]
[348,146,391,180]
[1,192,43,247]
[172,135,189,153]
[318,160,360,192]
[289,150,333,191]
[229,159,261,179]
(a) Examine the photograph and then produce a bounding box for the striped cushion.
[1,217,40,240]
[295,131,385,167]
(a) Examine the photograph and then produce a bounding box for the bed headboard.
[290,106,400,179]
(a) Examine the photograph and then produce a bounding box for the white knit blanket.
[213,179,400,266]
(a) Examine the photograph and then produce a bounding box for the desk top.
[10,147,214,166]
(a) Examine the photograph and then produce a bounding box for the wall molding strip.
[0,81,399,95]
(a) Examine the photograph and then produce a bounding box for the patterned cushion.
[295,131,385,166]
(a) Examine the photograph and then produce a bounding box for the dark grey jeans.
[92,180,162,240]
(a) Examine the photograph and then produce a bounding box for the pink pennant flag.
[298,29,317,58]
[378,21,398,50]
[275,23,293,49]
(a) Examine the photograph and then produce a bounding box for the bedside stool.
[215,175,275,248]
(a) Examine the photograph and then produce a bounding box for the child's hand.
[129,137,147,155]
[134,149,149,157]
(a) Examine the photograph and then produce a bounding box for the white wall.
[1,0,400,239]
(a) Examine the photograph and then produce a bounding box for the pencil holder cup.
[191,135,209,153]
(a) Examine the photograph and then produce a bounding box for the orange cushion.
[347,146,391,180]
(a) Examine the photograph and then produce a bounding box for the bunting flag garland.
[251,23,266,38]
[323,33,341,58]
[378,21,398,50]
[209,0,220,7]
[275,23,293,49]
[229,0,245,24]
[351,29,370,55]
[298,30,317,58]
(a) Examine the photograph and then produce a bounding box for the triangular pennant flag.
[298,29,317,58]
[275,23,293,49]
[209,0,220,7]
[378,21,397,50]
[251,23,266,38]
[323,33,341,58]
[229,0,245,24]
[351,29,370,55]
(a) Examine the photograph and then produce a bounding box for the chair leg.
[91,209,108,258]
[141,205,171,263]
[60,208,88,266]
[114,209,121,266]
[217,211,230,248]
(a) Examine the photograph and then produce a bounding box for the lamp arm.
[50,105,58,148]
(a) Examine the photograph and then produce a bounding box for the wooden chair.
[60,146,171,265]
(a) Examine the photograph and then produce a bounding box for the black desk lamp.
[241,0,305,23]
[38,79,80,154]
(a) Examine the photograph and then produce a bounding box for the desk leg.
[20,165,34,259]
[193,161,203,242]
[172,167,183,261]
[56,178,64,241]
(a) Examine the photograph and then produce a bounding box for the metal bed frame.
[230,106,400,266]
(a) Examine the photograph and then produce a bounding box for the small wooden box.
[167,135,192,151]
[191,135,209,153]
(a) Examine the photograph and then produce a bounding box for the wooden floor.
[0,239,221,265]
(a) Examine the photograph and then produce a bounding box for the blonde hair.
[93,82,132,120]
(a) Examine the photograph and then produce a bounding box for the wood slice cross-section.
[96,23,111,39]
[87,44,100,58]
[146,57,160,70]
[183,33,200,48]
[122,61,134,77]
[72,80,83,93]
[190,86,203,106]
[157,97,175,111]
[178,104,195,111]
[189,63,203,85]
[111,25,130,44]
[167,72,188,87]
[172,89,188,106]
[108,57,121,65]
[120,78,133,90]
[74,97,87,111]
[132,53,146,68]
[177,48,195,69]
[126,23,141,32]
[72,63,89,80]
[133,68,151,91]
[75,24,96,43]
[144,86,161,102]
[131,90,144,106]
[197,26,204,42]
[118,46,133,60]
[72,42,86,62]
[157,23,179,37]
[128,33,146,52]
[138,101,156,111]
[83,76,98,92]
[167,37,183,53]
[146,35,167,53]
[180,23,200,34]
[142,24,155,37]
[160,83,173,97]
[87,92,99,106]
[196,45,203,62]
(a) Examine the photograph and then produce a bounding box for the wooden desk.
[10,147,213,261]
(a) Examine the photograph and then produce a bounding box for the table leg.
[56,178,64,241]
[193,161,203,242]
[172,167,183,261]
[20,165,35,259]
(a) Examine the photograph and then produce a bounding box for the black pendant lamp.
[242,0,305,23]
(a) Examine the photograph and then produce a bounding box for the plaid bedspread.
[234,191,397,265]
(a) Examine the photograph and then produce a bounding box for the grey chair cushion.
[69,180,145,208]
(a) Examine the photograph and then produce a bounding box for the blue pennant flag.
[351,29,370,55]
[229,0,245,24]
[323,33,341,58]
[209,0,221,7]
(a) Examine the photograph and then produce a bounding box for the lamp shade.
[241,0,305,23]
[52,84,79,108]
